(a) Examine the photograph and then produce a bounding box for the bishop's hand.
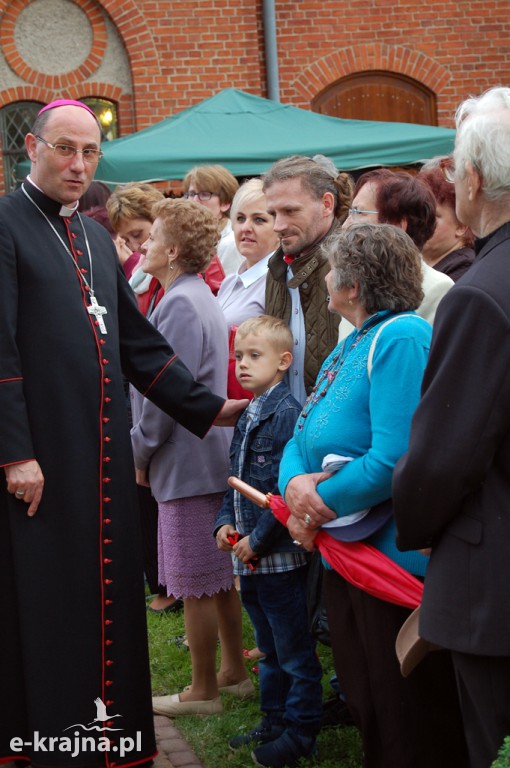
[5,459,44,517]
[213,398,249,427]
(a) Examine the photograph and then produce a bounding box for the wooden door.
[312,72,437,125]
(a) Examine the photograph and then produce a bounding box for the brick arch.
[0,0,159,131]
[95,0,161,80]
[0,0,160,77]
[0,82,134,135]
[0,0,107,90]
[292,43,450,105]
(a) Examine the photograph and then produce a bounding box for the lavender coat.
[131,273,231,502]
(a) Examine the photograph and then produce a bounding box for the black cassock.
[0,182,222,768]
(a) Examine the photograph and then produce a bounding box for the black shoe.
[229,719,285,750]
[320,695,354,729]
[252,729,316,767]
[147,598,184,614]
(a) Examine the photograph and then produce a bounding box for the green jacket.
[265,221,341,395]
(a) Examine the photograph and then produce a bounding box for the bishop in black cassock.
[0,101,226,768]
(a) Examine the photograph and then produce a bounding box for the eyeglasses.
[347,207,378,219]
[440,157,455,184]
[183,190,214,201]
[36,135,104,164]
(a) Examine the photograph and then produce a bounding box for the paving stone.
[167,751,201,767]
[155,724,182,739]
[154,716,204,768]
[159,737,189,752]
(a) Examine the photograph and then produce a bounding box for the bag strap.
[367,314,415,380]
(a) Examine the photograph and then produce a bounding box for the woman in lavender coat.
[131,199,251,715]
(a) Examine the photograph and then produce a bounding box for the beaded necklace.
[297,313,389,430]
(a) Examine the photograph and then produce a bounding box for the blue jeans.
[240,565,323,738]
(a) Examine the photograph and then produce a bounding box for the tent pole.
[263,0,280,102]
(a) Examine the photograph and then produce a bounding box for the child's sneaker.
[251,729,316,767]
[229,718,284,750]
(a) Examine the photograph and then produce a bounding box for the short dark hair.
[418,164,475,248]
[354,169,436,250]
[324,223,424,315]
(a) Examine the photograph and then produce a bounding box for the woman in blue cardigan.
[279,223,467,768]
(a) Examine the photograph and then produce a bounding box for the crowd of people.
[1,85,510,768]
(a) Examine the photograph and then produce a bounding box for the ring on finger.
[15,490,26,497]
[304,513,312,526]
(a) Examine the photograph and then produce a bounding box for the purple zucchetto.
[38,99,97,119]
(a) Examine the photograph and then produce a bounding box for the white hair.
[454,86,510,201]
[230,178,265,221]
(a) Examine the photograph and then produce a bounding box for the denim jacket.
[214,381,301,554]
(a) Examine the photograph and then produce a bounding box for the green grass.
[147,605,362,767]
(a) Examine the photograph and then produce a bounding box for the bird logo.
[63,697,123,732]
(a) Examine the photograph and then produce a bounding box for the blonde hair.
[107,182,164,230]
[235,315,294,354]
[183,165,239,212]
[230,178,266,221]
[151,198,221,274]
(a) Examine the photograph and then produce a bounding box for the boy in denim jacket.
[215,315,322,768]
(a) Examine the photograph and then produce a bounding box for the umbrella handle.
[227,476,270,508]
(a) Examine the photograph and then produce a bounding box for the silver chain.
[21,184,97,299]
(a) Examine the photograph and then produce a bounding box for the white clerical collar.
[237,253,271,288]
[26,175,79,217]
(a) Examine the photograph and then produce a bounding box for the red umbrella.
[228,477,423,610]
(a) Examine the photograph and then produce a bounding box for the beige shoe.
[219,678,256,699]
[152,693,223,716]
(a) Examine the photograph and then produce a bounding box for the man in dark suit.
[393,87,510,768]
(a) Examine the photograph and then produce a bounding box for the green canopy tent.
[15,89,456,185]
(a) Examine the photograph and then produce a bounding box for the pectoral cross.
[87,294,108,334]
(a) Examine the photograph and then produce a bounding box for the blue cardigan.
[279,310,432,577]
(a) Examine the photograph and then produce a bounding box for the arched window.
[312,72,437,125]
[82,98,118,141]
[1,98,118,192]
[1,101,42,192]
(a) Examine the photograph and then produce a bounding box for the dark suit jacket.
[393,222,510,656]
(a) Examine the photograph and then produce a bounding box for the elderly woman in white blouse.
[217,178,279,398]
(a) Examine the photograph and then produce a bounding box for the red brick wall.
[276,0,510,127]
[0,0,508,194]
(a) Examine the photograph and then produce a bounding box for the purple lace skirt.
[158,492,234,599]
